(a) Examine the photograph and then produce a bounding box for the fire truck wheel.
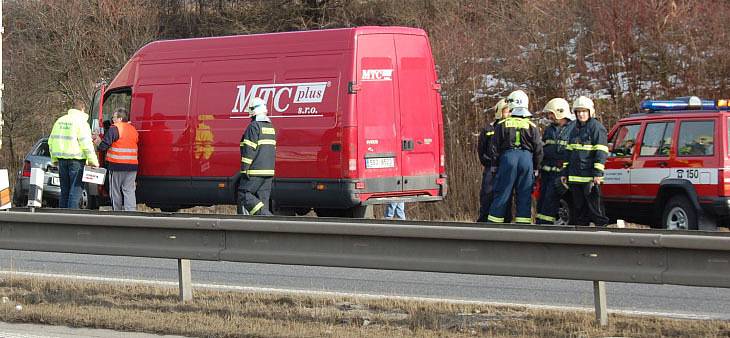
[662,195,698,230]
[557,198,572,225]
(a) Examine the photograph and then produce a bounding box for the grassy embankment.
[0,275,728,337]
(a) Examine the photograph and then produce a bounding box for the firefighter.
[561,96,609,226]
[476,98,509,222]
[238,97,276,215]
[535,98,575,224]
[487,90,543,224]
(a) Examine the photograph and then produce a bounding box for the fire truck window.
[678,121,715,156]
[640,122,670,157]
[610,124,640,157]
[658,122,675,156]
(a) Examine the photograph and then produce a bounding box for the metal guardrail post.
[593,281,607,326]
[178,259,193,302]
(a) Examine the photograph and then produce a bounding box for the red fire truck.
[88,26,447,217]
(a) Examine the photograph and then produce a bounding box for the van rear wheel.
[662,195,697,230]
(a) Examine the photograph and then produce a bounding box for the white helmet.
[507,90,531,117]
[247,97,268,117]
[493,98,508,121]
[572,96,595,117]
[542,98,573,121]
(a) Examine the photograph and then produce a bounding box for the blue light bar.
[640,97,716,112]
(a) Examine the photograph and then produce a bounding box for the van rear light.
[440,154,445,168]
[21,161,31,177]
[342,127,358,178]
[721,169,730,196]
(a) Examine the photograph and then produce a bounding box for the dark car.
[12,137,97,209]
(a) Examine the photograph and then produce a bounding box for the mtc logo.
[232,82,328,113]
[361,69,393,81]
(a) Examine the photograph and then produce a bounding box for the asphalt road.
[0,249,727,320]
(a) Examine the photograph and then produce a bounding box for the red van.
[88,26,447,216]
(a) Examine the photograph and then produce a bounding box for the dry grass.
[0,276,727,337]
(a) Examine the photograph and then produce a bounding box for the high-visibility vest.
[48,109,99,166]
[107,122,139,165]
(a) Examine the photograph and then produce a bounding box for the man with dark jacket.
[477,98,510,222]
[561,96,609,226]
[536,98,575,224]
[487,90,543,224]
[238,97,276,215]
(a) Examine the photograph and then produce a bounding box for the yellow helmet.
[493,98,508,121]
[572,96,595,117]
[542,98,573,121]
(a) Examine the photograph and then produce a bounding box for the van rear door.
[394,35,440,192]
[356,35,401,191]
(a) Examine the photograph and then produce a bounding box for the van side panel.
[131,62,193,204]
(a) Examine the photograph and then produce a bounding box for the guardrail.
[0,208,728,325]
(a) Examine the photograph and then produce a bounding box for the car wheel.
[556,198,572,225]
[79,186,100,210]
[662,195,698,230]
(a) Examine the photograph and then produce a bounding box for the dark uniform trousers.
[536,172,560,224]
[488,149,533,223]
[570,182,609,226]
[478,168,513,222]
[237,176,273,216]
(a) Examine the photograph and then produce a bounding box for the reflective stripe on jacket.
[240,120,276,177]
[491,116,543,169]
[106,122,139,165]
[563,118,608,183]
[48,109,99,166]
[541,121,574,171]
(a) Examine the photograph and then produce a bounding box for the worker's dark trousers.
[237,176,273,216]
[536,171,560,224]
[487,149,533,223]
[569,182,609,226]
[477,167,512,222]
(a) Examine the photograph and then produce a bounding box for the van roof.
[138,26,427,56]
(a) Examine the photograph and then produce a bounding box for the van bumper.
[272,175,445,209]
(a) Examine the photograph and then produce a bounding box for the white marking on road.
[0,270,718,321]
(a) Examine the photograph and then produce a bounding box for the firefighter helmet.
[542,98,572,121]
[493,98,509,121]
[507,90,531,117]
[572,96,595,117]
[247,97,268,117]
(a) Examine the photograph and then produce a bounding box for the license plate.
[365,157,395,169]
[50,177,60,186]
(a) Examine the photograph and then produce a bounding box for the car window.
[640,122,673,157]
[610,124,640,157]
[34,141,51,157]
[678,120,715,156]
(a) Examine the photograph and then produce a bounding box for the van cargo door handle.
[658,161,668,167]
[402,139,414,151]
[623,162,632,168]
